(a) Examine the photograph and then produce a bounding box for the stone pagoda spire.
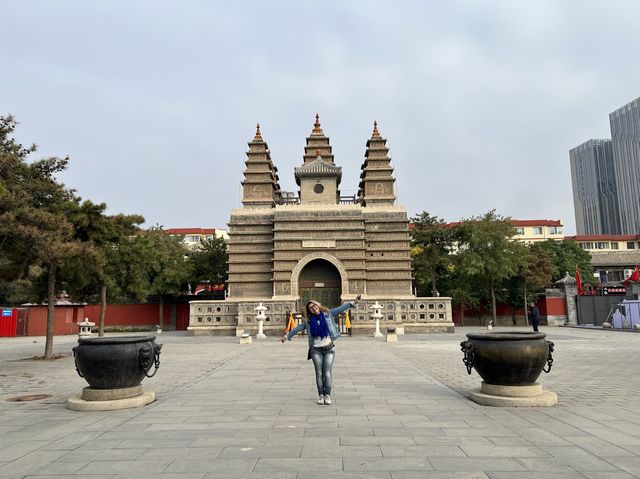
[357,121,396,206]
[241,123,282,208]
[302,114,335,165]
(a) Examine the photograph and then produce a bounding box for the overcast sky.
[4,0,639,234]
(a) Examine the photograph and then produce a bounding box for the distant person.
[281,295,360,405]
[528,302,540,332]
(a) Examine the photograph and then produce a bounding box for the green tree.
[456,210,524,324]
[186,237,228,291]
[536,239,593,285]
[439,255,483,326]
[410,211,457,296]
[502,242,554,324]
[0,115,84,358]
[139,227,189,329]
[62,200,144,336]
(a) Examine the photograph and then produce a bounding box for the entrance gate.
[298,259,341,310]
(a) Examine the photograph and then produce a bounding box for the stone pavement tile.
[115,438,195,448]
[412,436,493,447]
[112,475,205,479]
[274,419,339,428]
[340,436,416,446]
[40,430,106,450]
[536,411,604,429]
[486,472,585,479]
[191,436,267,447]
[184,414,253,423]
[78,460,173,475]
[442,428,517,437]
[376,427,443,437]
[9,418,84,440]
[82,415,139,431]
[30,460,89,475]
[148,420,276,431]
[392,473,489,479]
[342,457,433,471]
[204,473,296,479]
[58,448,146,461]
[24,475,114,479]
[300,472,391,479]
[0,449,68,479]
[138,447,223,460]
[166,458,257,474]
[532,422,594,437]
[430,457,527,471]
[564,436,636,457]
[581,427,640,446]
[459,445,550,458]
[604,457,640,476]
[264,436,338,447]
[561,407,622,422]
[105,429,235,440]
[0,440,50,461]
[254,457,343,472]
[339,419,405,428]
[238,428,303,437]
[620,444,640,455]
[487,436,535,446]
[411,421,474,429]
[381,445,465,457]
[513,428,575,446]
[218,446,302,459]
[391,471,489,479]
[515,457,583,471]
[605,420,640,435]
[581,471,638,479]
[304,427,374,436]
[203,473,295,479]
[269,427,311,436]
[552,454,623,473]
[300,445,382,457]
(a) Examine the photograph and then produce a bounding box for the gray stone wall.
[188,297,454,335]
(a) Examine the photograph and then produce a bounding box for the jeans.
[309,346,335,396]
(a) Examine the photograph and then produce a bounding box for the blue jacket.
[285,302,355,347]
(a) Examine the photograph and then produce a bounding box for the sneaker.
[317,396,325,405]
[324,396,332,405]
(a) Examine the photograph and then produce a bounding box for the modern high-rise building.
[610,97,640,234]
[569,139,620,235]
[570,96,640,235]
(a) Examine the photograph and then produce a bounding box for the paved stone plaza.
[1,327,640,478]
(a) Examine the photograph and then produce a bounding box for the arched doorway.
[299,259,341,309]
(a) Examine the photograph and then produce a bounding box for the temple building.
[188,116,453,335]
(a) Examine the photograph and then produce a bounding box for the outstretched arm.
[329,294,361,316]
[281,321,306,342]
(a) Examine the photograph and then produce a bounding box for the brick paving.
[0,326,639,478]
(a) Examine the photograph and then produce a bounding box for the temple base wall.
[188,297,454,335]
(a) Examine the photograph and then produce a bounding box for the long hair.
[305,300,328,318]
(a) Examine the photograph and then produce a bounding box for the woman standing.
[281,295,360,405]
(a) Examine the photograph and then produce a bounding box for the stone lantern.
[370,302,384,338]
[77,317,95,339]
[255,303,267,339]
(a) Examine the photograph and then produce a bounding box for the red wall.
[24,306,84,336]
[452,298,557,326]
[539,297,566,316]
[19,301,191,336]
[84,303,163,327]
